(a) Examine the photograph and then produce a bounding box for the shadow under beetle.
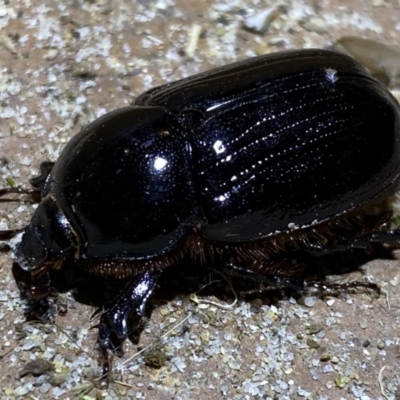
[2,48,400,377]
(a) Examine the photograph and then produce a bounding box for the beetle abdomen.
[196,65,400,241]
[138,49,400,242]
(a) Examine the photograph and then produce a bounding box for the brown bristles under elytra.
[83,250,187,280]
[84,198,395,281]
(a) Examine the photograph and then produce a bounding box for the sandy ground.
[0,0,400,399]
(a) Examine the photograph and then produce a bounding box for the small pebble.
[307,339,320,349]
[359,319,368,329]
[377,341,385,350]
[320,353,331,362]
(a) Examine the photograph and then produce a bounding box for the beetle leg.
[24,297,56,322]
[0,228,25,240]
[303,242,350,256]
[0,187,41,205]
[349,229,400,248]
[0,186,41,240]
[220,259,307,291]
[29,161,55,189]
[98,270,161,358]
[304,229,400,256]
[219,256,381,296]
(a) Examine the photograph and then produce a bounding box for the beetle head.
[14,195,76,272]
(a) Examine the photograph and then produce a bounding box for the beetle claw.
[98,304,129,346]
[24,297,56,322]
[97,271,161,375]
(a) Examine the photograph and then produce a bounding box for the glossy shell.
[138,49,400,242]
[17,107,199,264]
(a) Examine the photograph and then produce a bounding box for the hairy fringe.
[83,199,394,280]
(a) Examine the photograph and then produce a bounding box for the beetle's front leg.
[98,270,161,362]
[29,161,55,189]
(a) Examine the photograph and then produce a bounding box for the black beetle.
[1,48,400,376]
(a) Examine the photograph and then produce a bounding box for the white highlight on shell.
[324,68,338,83]
[154,156,168,171]
[213,140,226,154]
